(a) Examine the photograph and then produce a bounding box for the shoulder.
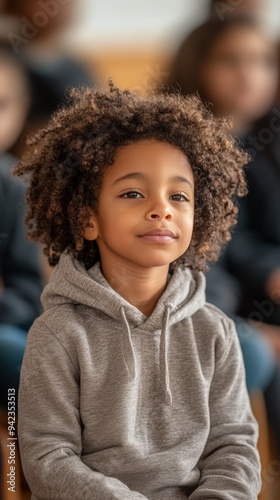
[193,301,237,351]
[38,302,88,334]
[189,303,242,372]
[25,304,91,374]
[28,303,90,351]
[195,300,234,326]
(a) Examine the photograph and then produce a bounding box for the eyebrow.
[112,172,193,189]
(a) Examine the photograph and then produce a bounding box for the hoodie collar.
[42,251,206,406]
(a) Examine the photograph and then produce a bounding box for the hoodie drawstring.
[120,305,173,406]
[120,306,137,380]
[160,306,172,406]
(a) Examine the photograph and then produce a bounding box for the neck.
[100,258,170,317]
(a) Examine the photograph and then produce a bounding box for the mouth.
[138,228,177,242]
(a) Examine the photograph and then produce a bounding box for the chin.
[138,250,186,268]
[136,258,174,268]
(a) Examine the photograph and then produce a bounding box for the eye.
[170,192,189,202]
[120,191,143,199]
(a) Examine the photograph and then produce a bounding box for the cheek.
[180,210,194,240]
[0,103,23,126]
[0,110,23,147]
[239,71,277,114]
[256,72,278,99]
[202,67,234,104]
[96,208,131,241]
[0,115,16,146]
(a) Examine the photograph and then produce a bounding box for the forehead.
[209,26,274,56]
[105,139,193,181]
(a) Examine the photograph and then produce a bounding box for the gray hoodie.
[18,251,261,499]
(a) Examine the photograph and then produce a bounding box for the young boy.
[15,82,261,499]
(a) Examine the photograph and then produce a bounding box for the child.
[14,82,261,499]
[0,38,30,154]
[0,39,42,410]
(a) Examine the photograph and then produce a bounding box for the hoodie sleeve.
[189,317,261,500]
[18,318,148,500]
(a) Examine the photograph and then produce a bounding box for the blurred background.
[1,1,280,499]
[71,0,280,87]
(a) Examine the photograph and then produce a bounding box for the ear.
[82,209,99,241]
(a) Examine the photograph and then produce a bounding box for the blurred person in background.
[209,0,266,21]
[0,40,43,409]
[0,0,95,138]
[166,15,280,454]
[0,39,30,157]
[169,0,267,101]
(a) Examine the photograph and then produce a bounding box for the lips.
[139,228,176,237]
[138,228,177,242]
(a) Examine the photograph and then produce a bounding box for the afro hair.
[13,81,249,271]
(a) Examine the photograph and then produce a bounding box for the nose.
[145,200,173,221]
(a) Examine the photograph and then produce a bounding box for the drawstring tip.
[124,362,136,381]
[165,389,173,406]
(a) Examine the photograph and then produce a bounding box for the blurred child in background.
[0,0,95,136]
[0,39,30,156]
[166,15,280,454]
[0,40,43,409]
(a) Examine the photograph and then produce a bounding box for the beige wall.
[81,49,170,91]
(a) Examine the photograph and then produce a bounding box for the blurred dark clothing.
[205,255,241,317]
[26,55,94,122]
[206,257,280,455]
[0,152,15,170]
[226,109,280,324]
[0,154,43,330]
[206,259,275,390]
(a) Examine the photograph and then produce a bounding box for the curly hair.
[13,81,249,271]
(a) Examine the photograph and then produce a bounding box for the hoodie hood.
[42,251,206,405]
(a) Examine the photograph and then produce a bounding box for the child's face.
[0,62,29,152]
[84,139,194,272]
[201,26,278,123]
